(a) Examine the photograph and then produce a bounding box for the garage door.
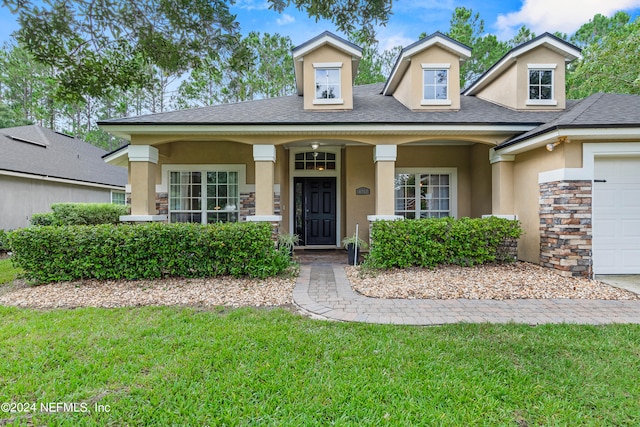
[593,156,640,274]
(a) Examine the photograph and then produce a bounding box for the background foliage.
[365,217,522,269]
[9,222,291,283]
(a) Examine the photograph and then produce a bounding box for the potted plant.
[277,233,300,257]
[342,233,368,265]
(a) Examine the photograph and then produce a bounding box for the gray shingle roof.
[99,83,568,126]
[498,93,640,148]
[0,125,127,187]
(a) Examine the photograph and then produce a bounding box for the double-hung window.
[527,64,556,105]
[111,191,126,205]
[395,169,457,219]
[169,170,239,224]
[313,63,342,104]
[422,64,450,105]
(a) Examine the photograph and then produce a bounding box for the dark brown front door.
[294,177,337,245]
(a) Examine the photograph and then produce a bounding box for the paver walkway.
[292,260,640,325]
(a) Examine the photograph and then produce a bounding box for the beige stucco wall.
[344,146,375,240]
[302,45,354,110]
[513,145,565,262]
[392,45,462,110]
[0,175,114,230]
[470,144,493,217]
[475,46,567,111]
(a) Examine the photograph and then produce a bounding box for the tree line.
[0,1,637,150]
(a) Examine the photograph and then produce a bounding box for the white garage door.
[593,156,640,274]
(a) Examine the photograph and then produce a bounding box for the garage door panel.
[593,156,640,275]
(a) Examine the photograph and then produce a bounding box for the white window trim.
[313,63,342,104]
[527,65,556,105]
[395,168,458,218]
[421,63,451,105]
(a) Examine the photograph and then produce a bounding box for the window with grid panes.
[169,171,239,223]
[395,173,452,218]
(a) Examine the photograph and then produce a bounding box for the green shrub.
[9,222,291,283]
[30,203,129,226]
[365,217,522,270]
[0,229,8,252]
[30,213,55,226]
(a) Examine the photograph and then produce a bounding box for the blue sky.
[1,0,639,50]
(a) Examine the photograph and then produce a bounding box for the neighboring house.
[0,125,128,229]
[100,31,640,277]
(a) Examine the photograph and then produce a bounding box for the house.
[0,125,128,229]
[99,31,640,277]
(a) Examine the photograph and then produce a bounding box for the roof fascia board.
[100,123,535,137]
[383,35,471,96]
[0,169,125,190]
[464,35,581,95]
[292,33,362,60]
[496,127,640,155]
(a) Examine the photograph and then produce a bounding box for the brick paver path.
[292,263,640,325]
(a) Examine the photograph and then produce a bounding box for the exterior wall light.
[311,143,319,150]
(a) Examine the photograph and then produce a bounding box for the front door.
[294,177,337,246]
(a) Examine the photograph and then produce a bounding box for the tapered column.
[121,145,166,222]
[490,150,515,215]
[247,145,281,230]
[367,145,403,223]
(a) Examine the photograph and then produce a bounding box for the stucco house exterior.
[100,31,640,277]
[0,125,128,230]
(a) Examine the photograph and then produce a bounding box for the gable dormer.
[292,32,362,111]
[382,32,471,111]
[463,33,581,110]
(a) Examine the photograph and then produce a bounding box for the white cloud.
[276,14,295,26]
[495,0,640,39]
[235,0,270,11]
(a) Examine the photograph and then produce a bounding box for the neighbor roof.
[0,125,127,187]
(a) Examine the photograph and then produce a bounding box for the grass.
[0,258,22,284]
[0,306,639,426]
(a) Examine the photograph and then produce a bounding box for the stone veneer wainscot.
[539,180,592,277]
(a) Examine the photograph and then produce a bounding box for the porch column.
[490,149,516,217]
[121,145,166,222]
[367,145,402,221]
[247,145,282,225]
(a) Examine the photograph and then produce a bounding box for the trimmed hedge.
[0,229,8,253]
[365,217,522,269]
[9,222,291,283]
[30,203,129,226]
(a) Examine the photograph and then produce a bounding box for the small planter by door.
[346,243,359,265]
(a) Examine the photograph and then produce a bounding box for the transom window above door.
[395,169,457,219]
[294,151,336,171]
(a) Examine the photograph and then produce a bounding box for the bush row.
[9,222,291,283]
[0,229,8,253]
[365,217,522,269]
[31,203,129,226]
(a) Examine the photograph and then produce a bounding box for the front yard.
[1,306,639,426]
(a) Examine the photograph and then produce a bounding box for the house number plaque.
[355,187,370,195]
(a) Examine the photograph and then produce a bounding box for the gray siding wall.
[1,175,113,230]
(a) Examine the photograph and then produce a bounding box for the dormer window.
[421,64,451,106]
[314,63,343,105]
[527,64,557,106]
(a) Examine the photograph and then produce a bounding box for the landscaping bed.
[347,261,639,300]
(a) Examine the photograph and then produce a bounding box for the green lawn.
[0,258,21,284]
[0,307,638,426]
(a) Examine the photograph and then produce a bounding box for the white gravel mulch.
[0,276,296,309]
[346,262,640,301]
